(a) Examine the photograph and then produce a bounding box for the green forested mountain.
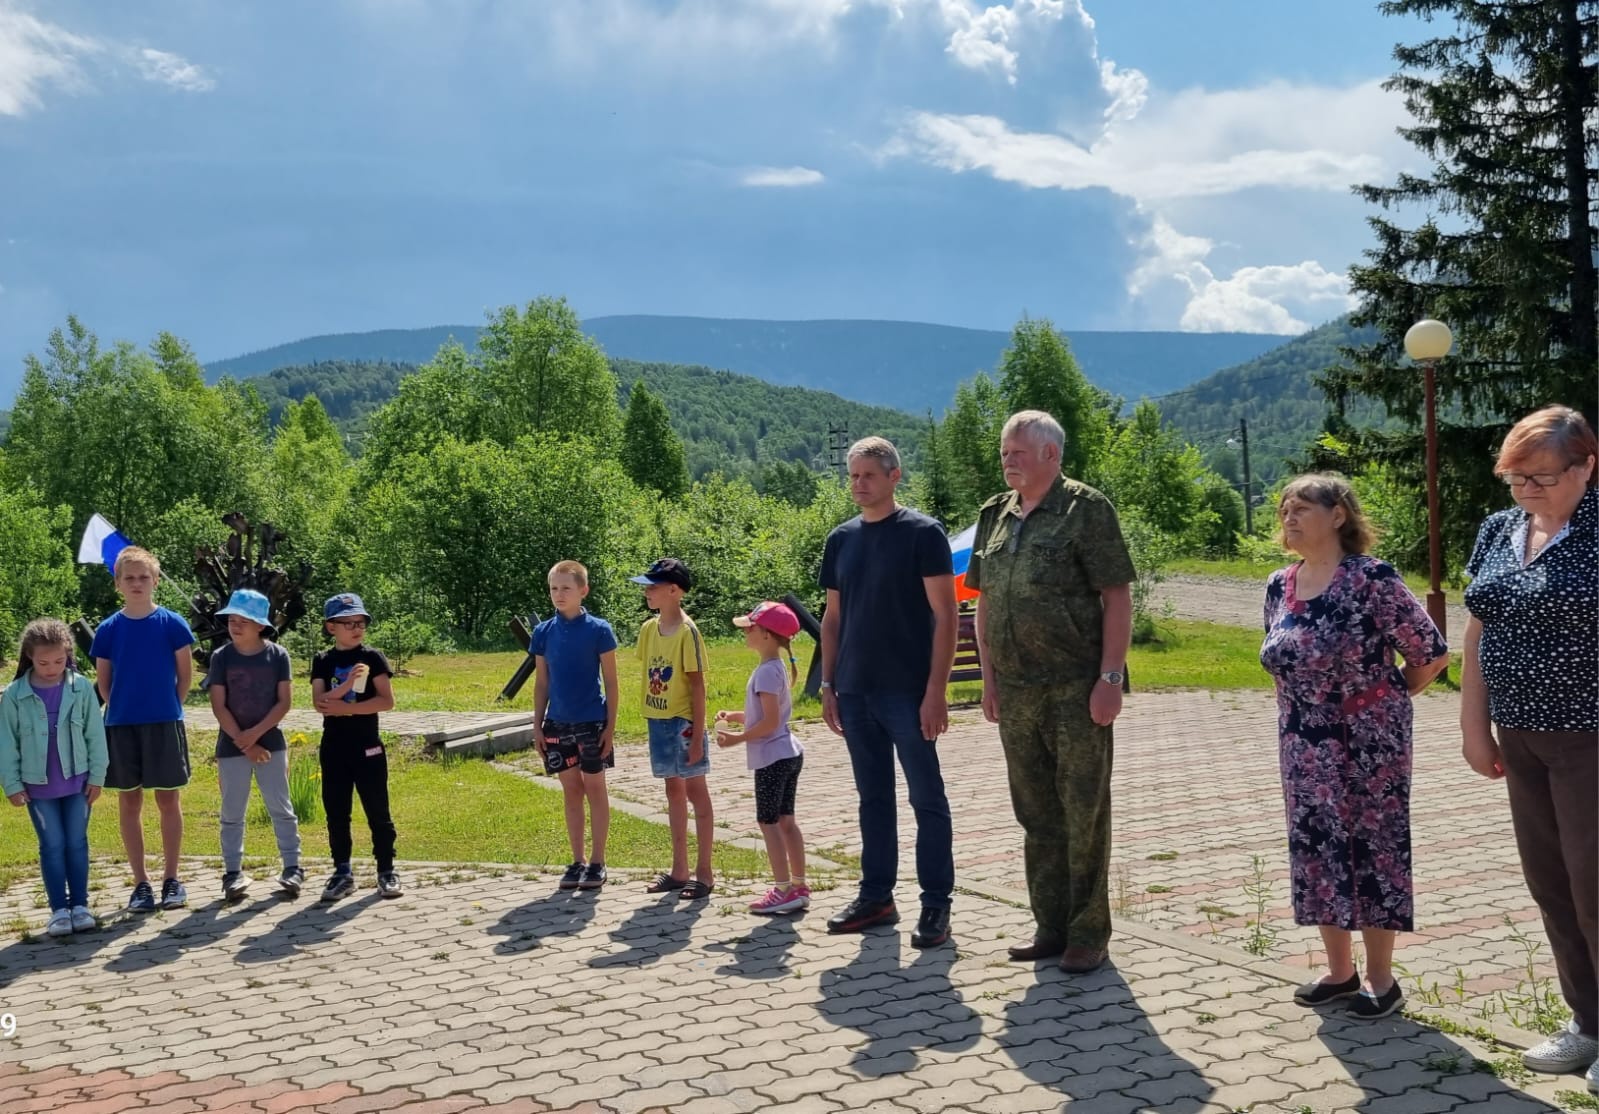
[1158,317,1386,486]
[206,316,1286,412]
[241,356,927,480]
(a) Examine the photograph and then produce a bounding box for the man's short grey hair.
[848,436,901,474]
[1001,410,1066,454]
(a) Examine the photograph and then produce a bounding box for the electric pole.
[1229,418,1254,535]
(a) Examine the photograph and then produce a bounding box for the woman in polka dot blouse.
[1460,405,1597,1087]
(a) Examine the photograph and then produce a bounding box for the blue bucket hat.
[323,592,371,620]
[216,588,273,629]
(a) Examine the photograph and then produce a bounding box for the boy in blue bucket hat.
[206,588,302,900]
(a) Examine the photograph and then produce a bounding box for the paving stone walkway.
[0,862,1576,1113]
[594,690,1556,1023]
[1,686,1584,1111]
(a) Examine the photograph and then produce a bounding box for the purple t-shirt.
[741,658,803,771]
[25,680,87,800]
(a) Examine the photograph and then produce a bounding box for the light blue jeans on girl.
[27,791,90,910]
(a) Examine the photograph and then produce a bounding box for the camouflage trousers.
[996,678,1113,950]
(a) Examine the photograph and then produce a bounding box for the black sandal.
[645,873,688,894]
[1293,972,1361,1006]
[679,879,715,900]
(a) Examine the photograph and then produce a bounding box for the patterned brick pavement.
[0,689,1579,1112]
[596,690,1557,1024]
[0,864,1572,1112]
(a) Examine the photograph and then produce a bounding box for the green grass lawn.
[219,624,1284,724]
[0,740,770,886]
[239,626,1278,725]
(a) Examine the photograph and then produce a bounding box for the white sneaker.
[1522,1020,1599,1074]
[69,905,97,932]
[1586,1056,1598,1095]
[45,909,73,937]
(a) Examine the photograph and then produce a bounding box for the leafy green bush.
[1120,509,1178,644]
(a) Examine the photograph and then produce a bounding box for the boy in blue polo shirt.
[532,560,619,890]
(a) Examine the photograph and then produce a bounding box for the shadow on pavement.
[102,897,272,973]
[1314,1010,1562,1112]
[704,912,806,979]
[484,888,599,956]
[998,965,1215,1112]
[816,929,982,1077]
[586,891,709,968]
[233,892,381,964]
[0,911,143,988]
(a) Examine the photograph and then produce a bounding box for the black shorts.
[541,720,612,776]
[753,754,803,824]
[105,721,191,791]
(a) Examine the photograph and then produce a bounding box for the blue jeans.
[836,692,954,909]
[28,791,91,911]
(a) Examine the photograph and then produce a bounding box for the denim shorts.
[646,716,711,780]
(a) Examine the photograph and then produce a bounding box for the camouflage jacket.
[966,474,1135,685]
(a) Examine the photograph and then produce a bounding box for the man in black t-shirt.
[818,437,958,947]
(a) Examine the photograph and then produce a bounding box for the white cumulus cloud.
[896,78,1400,206]
[741,166,825,187]
[1178,261,1358,334]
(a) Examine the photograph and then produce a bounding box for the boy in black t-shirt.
[311,593,398,901]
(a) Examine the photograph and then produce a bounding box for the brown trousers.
[1497,726,1599,1035]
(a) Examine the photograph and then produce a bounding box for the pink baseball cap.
[733,601,801,639]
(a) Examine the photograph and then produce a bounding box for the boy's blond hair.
[114,546,161,580]
[549,560,589,589]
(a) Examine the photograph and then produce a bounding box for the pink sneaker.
[750,885,808,915]
[787,884,811,910]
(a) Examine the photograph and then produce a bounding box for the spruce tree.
[620,380,691,498]
[1319,0,1596,565]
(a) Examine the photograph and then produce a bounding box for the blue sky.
[1,1,1428,396]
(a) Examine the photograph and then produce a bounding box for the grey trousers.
[218,750,302,872]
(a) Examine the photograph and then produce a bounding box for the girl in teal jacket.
[0,619,108,936]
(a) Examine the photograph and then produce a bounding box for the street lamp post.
[1403,319,1453,640]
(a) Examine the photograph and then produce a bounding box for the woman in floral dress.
[1261,474,1448,1019]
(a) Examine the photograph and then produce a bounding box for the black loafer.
[826,898,899,934]
[1347,981,1404,1020]
[1293,972,1361,1007]
[910,906,950,948]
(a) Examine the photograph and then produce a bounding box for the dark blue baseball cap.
[630,557,694,590]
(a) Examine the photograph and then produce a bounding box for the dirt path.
[1157,572,1470,638]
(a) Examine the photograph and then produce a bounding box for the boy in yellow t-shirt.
[632,558,716,899]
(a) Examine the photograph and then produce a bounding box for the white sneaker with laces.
[45,909,73,937]
[1522,1020,1599,1074]
[69,905,97,932]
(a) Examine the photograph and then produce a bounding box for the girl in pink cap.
[715,601,808,914]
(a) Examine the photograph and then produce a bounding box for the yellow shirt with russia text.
[636,615,707,720]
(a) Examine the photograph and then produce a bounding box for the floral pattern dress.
[1261,555,1447,931]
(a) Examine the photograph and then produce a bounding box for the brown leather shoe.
[1006,937,1065,962]
[1059,946,1107,973]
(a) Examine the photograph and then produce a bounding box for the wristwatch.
[1099,669,1125,686]
[819,681,834,691]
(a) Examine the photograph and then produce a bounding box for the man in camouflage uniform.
[966,410,1134,973]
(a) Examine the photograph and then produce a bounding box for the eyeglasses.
[332,618,368,629]
[1500,467,1573,489]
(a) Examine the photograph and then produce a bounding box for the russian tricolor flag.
[950,523,979,602]
[77,513,133,572]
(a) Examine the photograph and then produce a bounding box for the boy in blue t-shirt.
[90,547,197,913]
[532,560,619,890]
